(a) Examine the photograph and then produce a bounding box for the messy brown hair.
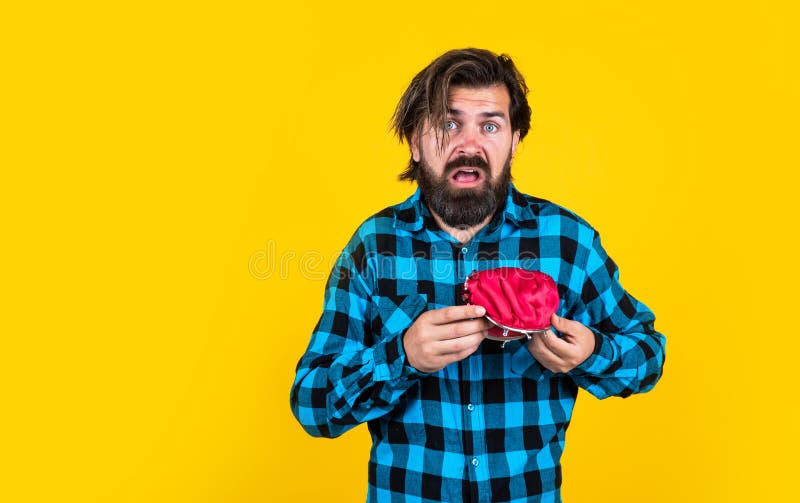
[391,48,532,182]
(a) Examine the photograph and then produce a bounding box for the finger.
[434,317,492,341]
[537,327,572,357]
[551,313,580,336]
[438,332,485,358]
[434,319,491,352]
[528,334,569,372]
[429,305,486,325]
[528,333,566,361]
[447,344,483,364]
[550,314,594,347]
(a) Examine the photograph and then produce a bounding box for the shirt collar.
[392,182,539,233]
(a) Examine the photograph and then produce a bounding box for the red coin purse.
[462,267,560,345]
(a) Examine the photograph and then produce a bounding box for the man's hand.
[403,305,490,373]
[528,314,596,373]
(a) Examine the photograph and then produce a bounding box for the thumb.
[550,313,570,333]
[551,313,592,340]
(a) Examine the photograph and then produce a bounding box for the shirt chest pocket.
[371,293,428,340]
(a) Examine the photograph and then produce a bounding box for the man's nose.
[453,126,482,156]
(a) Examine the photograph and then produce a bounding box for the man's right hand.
[402,305,490,373]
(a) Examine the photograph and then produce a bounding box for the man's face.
[411,84,521,229]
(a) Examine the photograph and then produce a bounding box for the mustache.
[445,155,489,173]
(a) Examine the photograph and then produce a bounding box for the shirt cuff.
[371,328,428,382]
[570,328,608,376]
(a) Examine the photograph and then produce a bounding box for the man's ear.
[511,130,521,159]
[410,130,421,163]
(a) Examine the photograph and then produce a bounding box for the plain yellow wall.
[2,1,798,502]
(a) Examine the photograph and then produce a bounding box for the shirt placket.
[457,241,491,501]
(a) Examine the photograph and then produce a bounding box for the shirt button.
[461,247,468,254]
[471,458,479,467]
[466,403,474,412]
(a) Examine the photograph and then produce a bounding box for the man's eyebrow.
[447,108,509,120]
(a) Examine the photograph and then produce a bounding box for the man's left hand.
[527,314,596,373]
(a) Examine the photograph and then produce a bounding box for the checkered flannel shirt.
[290,183,666,502]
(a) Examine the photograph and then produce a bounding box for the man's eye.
[445,120,457,130]
[484,123,498,133]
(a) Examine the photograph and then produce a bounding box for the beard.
[417,151,512,229]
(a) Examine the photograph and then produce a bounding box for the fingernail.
[476,306,486,316]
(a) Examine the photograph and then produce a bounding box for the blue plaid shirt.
[291,184,666,502]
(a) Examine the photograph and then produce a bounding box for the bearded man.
[290,48,666,503]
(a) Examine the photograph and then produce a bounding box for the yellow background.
[2,1,797,501]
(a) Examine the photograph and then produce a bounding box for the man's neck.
[430,211,496,245]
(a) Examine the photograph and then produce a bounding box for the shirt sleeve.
[289,246,427,438]
[566,230,666,399]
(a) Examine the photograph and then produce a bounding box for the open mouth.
[450,168,484,187]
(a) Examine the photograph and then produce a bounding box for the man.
[290,48,665,502]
